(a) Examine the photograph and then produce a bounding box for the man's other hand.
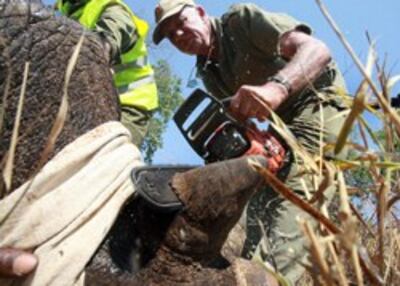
[0,248,37,277]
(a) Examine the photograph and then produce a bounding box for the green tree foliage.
[344,128,399,209]
[140,60,184,163]
[344,151,374,192]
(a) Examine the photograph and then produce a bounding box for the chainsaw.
[173,89,286,173]
[131,89,286,213]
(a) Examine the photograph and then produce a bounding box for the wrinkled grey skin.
[0,0,120,191]
[0,1,274,285]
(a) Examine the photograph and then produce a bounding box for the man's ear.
[197,6,206,17]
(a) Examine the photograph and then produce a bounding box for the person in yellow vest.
[57,0,159,146]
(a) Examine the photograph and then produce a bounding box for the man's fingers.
[239,100,254,117]
[229,96,246,121]
[230,88,273,120]
[229,94,241,112]
[12,252,37,276]
[230,92,256,118]
[0,248,38,277]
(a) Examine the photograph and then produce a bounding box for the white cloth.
[0,121,143,286]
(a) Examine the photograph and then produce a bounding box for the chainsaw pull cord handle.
[219,97,248,126]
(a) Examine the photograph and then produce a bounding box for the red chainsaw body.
[173,89,286,173]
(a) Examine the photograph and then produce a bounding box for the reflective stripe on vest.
[113,55,148,73]
[57,0,158,111]
[118,74,156,93]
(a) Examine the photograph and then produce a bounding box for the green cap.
[153,0,196,45]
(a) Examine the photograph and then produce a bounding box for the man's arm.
[0,248,37,277]
[230,30,331,121]
[95,4,138,64]
[278,30,331,95]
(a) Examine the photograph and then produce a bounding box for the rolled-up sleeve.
[227,4,311,57]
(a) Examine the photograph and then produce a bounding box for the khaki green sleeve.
[95,4,138,64]
[226,4,311,57]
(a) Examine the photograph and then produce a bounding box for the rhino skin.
[0,1,274,285]
[0,0,120,191]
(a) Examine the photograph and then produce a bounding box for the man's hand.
[0,248,37,277]
[229,81,289,121]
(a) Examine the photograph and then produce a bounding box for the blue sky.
[48,0,400,165]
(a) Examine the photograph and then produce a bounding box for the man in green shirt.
[57,0,159,147]
[153,0,348,284]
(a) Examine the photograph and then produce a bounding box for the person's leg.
[243,96,347,285]
[246,174,336,285]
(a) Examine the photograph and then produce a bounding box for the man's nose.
[175,29,184,37]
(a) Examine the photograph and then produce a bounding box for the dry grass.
[250,1,400,285]
[31,34,84,175]
[2,62,29,191]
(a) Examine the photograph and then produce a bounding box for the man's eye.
[179,16,188,24]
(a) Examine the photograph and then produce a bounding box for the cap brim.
[153,23,167,45]
[152,4,190,45]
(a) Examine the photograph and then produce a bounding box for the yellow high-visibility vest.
[57,0,158,111]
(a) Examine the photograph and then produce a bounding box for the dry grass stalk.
[269,119,320,174]
[319,101,325,175]
[2,62,30,192]
[251,98,323,180]
[387,195,400,210]
[349,202,374,237]
[33,35,84,174]
[300,220,335,285]
[377,172,389,275]
[351,244,364,286]
[358,116,385,152]
[357,119,369,150]
[251,161,340,235]
[337,172,364,285]
[334,46,375,155]
[337,172,352,220]
[327,241,349,286]
[315,0,400,138]
[383,230,398,283]
[309,161,335,203]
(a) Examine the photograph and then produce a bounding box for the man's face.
[160,6,211,56]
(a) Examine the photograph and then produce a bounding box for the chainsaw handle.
[220,97,232,109]
[219,97,247,125]
[220,97,259,128]
[220,97,270,135]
